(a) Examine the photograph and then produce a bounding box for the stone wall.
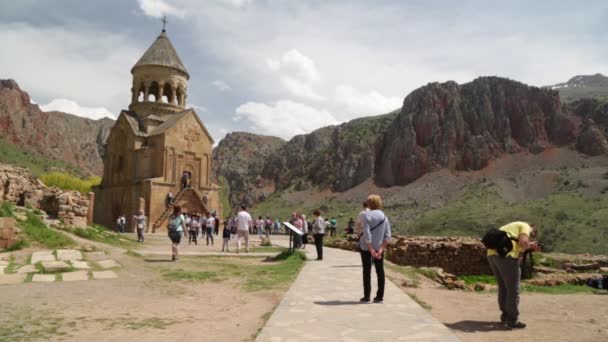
[386,236,491,276]
[326,235,491,276]
[0,217,20,249]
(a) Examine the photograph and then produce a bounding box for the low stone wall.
[387,236,491,276]
[0,217,20,249]
[326,235,491,276]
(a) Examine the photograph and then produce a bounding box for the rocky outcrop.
[212,132,285,207]
[375,77,580,186]
[0,217,20,249]
[577,119,608,156]
[0,163,90,227]
[0,79,114,175]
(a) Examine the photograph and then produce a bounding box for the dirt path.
[0,235,294,341]
[406,286,608,341]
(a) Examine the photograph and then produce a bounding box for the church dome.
[131,30,189,79]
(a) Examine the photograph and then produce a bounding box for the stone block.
[56,249,83,261]
[0,218,16,229]
[84,251,107,261]
[61,271,89,282]
[17,265,38,274]
[71,216,87,228]
[92,270,118,279]
[41,260,71,273]
[96,259,121,269]
[58,204,73,213]
[0,273,26,285]
[70,260,90,269]
[73,206,88,217]
[31,251,56,264]
[32,274,56,283]
[0,266,5,274]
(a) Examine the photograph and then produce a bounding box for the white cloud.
[137,0,185,18]
[216,0,253,8]
[40,98,116,120]
[212,80,232,91]
[0,22,140,115]
[187,103,208,112]
[334,85,402,117]
[267,49,325,101]
[235,100,338,139]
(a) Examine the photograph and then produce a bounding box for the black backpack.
[481,228,518,257]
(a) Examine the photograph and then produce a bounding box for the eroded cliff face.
[374,77,582,186]
[0,79,114,175]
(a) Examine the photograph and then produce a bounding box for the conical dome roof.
[132,30,189,78]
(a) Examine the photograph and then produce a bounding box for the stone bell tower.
[93,25,221,233]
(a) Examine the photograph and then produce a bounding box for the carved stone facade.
[93,28,221,232]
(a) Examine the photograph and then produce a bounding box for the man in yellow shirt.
[487,221,539,329]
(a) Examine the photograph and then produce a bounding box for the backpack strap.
[370,217,386,232]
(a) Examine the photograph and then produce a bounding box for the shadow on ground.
[314,301,364,306]
[445,320,508,332]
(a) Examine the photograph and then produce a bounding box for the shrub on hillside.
[40,172,101,193]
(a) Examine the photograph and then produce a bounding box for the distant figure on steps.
[133,210,146,243]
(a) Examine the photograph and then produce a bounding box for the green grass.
[161,251,306,291]
[0,306,72,341]
[40,172,101,194]
[396,184,608,254]
[18,212,74,249]
[67,224,135,248]
[459,275,497,285]
[0,202,14,217]
[0,138,84,177]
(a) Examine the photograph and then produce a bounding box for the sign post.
[283,222,304,254]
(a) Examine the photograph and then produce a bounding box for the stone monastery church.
[93,27,221,232]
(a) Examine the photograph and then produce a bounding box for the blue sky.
[1,0,607,141]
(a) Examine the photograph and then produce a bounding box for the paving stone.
[96,259,121,269]
[255,240,460,342]
[17,265,38,274]
[61,271,89,282]
[41,260,71,273]
[32,274,56,283]
[56,249,83,261]
[84,251,107,261]
[92,271,118,279]
[0,273,26,285]
[70,260,91,269]
[31,251,56,264]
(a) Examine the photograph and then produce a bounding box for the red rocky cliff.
[374,77,582,186]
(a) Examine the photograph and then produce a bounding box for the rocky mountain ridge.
[214,76,608,208]
[0,79,114,175]
[545,73,608,102]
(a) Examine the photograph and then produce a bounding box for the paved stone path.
[256,243,460,342]
[0,249,120,285]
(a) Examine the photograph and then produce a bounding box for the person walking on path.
[293,214,304,249]
[166,191,174,208]
[301,214,309,249]
[487,221,539,329]
[133,210,146,243]
[188,215,200,245]
[312,210,326,260]
[359,194,392,304]
[236,205,252,253]
[255,216,265,239]
[221,222,231,252]
[205,214,215,246]
[167,205,185,261]
[265,216,273,238]
[330,217,337,237]
[274,219,281,234]
[213,212,220,235]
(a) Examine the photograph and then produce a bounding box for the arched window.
[162,83,172,103]
[137,83,145,102]
[148,82,160,102]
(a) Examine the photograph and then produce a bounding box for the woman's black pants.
[360,250,385,300]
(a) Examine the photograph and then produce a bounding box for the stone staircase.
[152,187,207,230]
